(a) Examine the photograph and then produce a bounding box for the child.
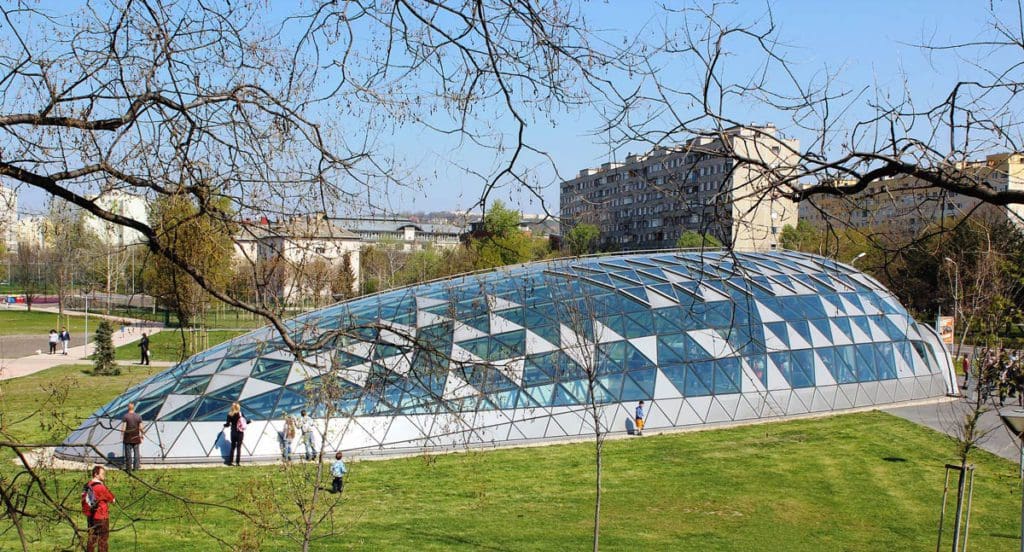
[635,400,645,436]
[330,451,347,494]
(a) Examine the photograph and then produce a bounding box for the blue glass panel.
[252,358,292,379]
[809,318,832,344]
[851,317,872,340]
[713,358,741,394]
[766,322,790,348]
[832,318,853,343]
[276,387,311,416]
[133,397,165,420]
[790,350,815,388]
[746,355,768,387]
[490,389,520,410]
[524,384,555,406]
[661,363,686,395]
[553,382,586,406]
[524,353,557,385]
[597,373,624,401]
[704,302,735,328]
[686,362,713,396]
[193,397,235,421]
[623,311,654,338]
[874,343,896,380]
[789,320,814,348]
[854,344,877,381]
[217,357,252,373]
[531,324,561,347]
[240,389,283,420]
[173,376,212,395]
[833,346,858,384]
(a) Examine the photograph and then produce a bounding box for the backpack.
[81,481,100,515]
[236,415,247,432]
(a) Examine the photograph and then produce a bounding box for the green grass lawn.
[0,309,94,336]
[113,329,246,362]
[0,365,1019,550]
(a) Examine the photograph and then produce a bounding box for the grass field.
[113,329,246,362]
[0,365,1019,551]
[0,309,93,336]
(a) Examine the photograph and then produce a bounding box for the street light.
[999,407,1024,552]
[850,252,867,265]
[945,257,960,357]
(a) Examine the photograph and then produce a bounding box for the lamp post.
[999,408,1024,552]
[850,252,867,266]
[945,257,960,357]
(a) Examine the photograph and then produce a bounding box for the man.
[635,400,645,436]
[300,409,317,461]
[59,327,70,355]
[121,403,144,472]
[138,333,150,365]
[82,465,116,552]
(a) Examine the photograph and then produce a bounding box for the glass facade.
[58,251,955,463]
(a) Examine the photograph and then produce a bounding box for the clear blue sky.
[11,0,1010,217]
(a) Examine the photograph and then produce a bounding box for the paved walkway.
[885,382,1022,463]
[0,306,167,380]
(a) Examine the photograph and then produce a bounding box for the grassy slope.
[113,330,245,362]
[0,310,94,336]
[0,365,1019,550]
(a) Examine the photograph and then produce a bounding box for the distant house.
[330,217,463,250]
[234,216,362,299]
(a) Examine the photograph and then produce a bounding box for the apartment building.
[799,153,1024,233]
[560,125,800,252]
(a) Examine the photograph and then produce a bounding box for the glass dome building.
[58,251,955,463]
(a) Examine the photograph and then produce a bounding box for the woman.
[47,329,58,354]
[223,402,246,466]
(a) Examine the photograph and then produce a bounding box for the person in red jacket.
[82,465,116,552]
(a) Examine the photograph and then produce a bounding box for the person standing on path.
[137,333,150,365]
[48,329,58,354]
[82,465,116,552]
[121,402,144,472]
[59,327,70,355]
[330,451,347,493]
[224,402,246,466]
[281,413,296,461]
[300,409,317,460]
[635,400,645,436]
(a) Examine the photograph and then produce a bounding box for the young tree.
[92,320,119,376]
[330,252,357,301]
[676,231,723,249]
[11,241,45,312]
[564,223,600,256]
[142,195,235,328]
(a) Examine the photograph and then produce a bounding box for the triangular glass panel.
[685,363,713,397]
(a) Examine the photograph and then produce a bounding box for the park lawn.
[0,363,164,448]
[0,365,1020,550]
[0,309,93,336]
[114,329,246,362]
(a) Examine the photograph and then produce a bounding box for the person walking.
[223,402,247,466]
[961,355,971,390]
[48,329,58,354]
[121,402,144,472]
[82,465,116,552]
[300,409,317,460]
[59,327,70,355]
[137,333,150,365]
[330,451,348,494]
[635,400,645,436]
[281,413,296,461]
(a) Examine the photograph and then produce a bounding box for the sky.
[8,0,1015,218]
[358,0,1016,215]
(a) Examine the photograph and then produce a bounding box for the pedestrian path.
[884,384,1021,463]
[0,307,169,380]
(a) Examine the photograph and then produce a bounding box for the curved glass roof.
[60,251,954,461]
